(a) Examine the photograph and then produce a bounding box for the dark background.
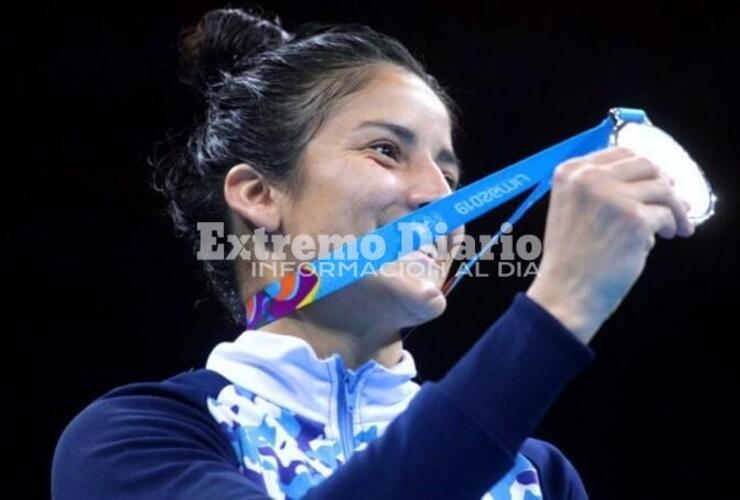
[8,1,738,498]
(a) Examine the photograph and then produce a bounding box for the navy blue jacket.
[53,293,593,499]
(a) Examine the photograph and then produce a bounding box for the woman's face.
[280,65,463,328]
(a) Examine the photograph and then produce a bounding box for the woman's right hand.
[526,146,694,345]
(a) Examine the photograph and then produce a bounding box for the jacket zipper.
[334,357,373,462]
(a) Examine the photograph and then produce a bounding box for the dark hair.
[152,5,460,325]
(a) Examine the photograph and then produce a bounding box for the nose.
[404,156,452,210]
[403,157,465,257]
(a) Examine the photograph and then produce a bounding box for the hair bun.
[180,7,292,94]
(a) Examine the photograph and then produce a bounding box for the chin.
[390,273,449,326]
[410,290,448,323]
[359,258,450,326]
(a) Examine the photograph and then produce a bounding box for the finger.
[583,146,635,165]
[640,204,677,240]
[600,156,663,183]
[626,179,694,237]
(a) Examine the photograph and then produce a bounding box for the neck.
[260,300,404,370]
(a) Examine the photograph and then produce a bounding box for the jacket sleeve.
[52,293,593,499]
[522,438,590,499]
[51,384,270,500]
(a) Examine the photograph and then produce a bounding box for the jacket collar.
[205,330,419,425]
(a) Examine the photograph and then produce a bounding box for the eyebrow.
[354,120,463,177]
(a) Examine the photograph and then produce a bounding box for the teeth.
[419,244,438,259]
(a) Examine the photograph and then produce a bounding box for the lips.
[409,243,447,272]
[375,218,453,266]
[419,240,448,261]
[419,245,436,260]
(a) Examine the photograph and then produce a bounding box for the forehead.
[321,65,452,142]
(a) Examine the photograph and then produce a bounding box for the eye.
[369,142,401,162]
[444,174,460,190]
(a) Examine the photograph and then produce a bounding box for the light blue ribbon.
[245,108,648,329]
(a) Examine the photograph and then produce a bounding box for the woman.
[52,7,693,499]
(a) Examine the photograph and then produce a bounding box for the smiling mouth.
[374,218,451,265]
[419,248,436,261]
[419,239,447,261]
[412,243,448,271]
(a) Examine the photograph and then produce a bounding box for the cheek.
[302,160,402,235]
[349,168,403,231]
[349,165,400,208]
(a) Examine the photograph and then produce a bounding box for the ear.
[224,163,283,232]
